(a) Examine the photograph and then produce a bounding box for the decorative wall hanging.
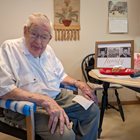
[108,0,128,33]
[54,0,80,41]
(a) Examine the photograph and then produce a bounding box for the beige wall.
[0,0,140,101]
[0,0,140,79]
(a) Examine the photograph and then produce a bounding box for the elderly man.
[0,13,99,140]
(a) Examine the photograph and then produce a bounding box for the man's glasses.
[29,30,51,42]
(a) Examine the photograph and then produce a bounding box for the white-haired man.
[0,13,99,140]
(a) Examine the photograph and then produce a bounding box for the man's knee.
[94,104,100,118]
[89,103,100,118]
[37,126,75,140]
[49,128,75,140]
[61,128,75,140]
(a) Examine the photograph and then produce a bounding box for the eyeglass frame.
[28,28,52,42]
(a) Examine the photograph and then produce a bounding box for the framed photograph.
[95,40,134,68]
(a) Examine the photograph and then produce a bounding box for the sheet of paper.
[92,69,131,78]
[109,19,128,33]
[72,95,94,110]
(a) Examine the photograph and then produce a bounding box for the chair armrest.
[0,99,36,140]
[0,99,36,116]
[60,83,78,92]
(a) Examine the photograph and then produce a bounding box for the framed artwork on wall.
[54,0,80,41]
[108,0,128,33]
[95,40,134,68]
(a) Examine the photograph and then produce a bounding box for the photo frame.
[95,40,134,69]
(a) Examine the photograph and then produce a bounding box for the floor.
[98,104,140,140]
[0,104,140,140]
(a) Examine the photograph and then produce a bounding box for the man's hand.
[76,81,95,101]
[42,99,71,135]
[62,76,95,100]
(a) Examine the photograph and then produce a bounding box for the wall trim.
[99,100,140,106]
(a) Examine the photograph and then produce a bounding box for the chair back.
[81,53,102,84]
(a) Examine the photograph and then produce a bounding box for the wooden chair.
[0,100,37,140]
[0,84,78,140]
[81,53,125,121]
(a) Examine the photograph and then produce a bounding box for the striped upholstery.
[0,99,36,116]
[0,99,36,140]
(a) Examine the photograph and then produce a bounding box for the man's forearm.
[1,88,53,107]
[62,76,93,93]
[62,76,79,87]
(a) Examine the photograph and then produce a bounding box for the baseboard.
[120,100,140,105]
[98,100,140,106]
[136,95,140,100]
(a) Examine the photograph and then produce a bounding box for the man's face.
[24,23,51,57]
[100,50,106,57]
[123,49,128,55]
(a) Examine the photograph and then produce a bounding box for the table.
[89,70,140,138]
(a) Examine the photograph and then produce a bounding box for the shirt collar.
[22,37,47,60]
[22,37,31,56]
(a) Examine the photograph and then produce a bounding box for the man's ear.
[49,35,52,40]
[24,26,28,37]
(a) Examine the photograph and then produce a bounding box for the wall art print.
[54,0,80,41]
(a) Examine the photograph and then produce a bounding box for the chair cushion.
[87,82,103,90]
[110,84,123,89]
[87,82,123,90]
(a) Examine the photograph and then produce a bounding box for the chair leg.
[0,121,27,139]
[106,93,109,109]
[94,90,97,96]
[26,116,35,140]
[115,89,125,122]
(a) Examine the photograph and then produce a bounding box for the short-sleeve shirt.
[0,38,67,99]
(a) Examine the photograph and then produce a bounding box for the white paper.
[109,19,128,33]
[72,95,94,110]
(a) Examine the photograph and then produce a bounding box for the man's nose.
[36,36,42,44]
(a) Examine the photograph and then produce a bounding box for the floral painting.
[54,0,80,41]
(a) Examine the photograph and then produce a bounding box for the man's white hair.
[25,13,52,35]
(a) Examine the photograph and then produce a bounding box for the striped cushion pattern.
[0,99,36,116]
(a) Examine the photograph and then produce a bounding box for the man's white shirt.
[0,38,67,98]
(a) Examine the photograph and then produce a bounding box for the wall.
[0,0,140,101]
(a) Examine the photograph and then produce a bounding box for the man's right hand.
[42,99,71,135]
